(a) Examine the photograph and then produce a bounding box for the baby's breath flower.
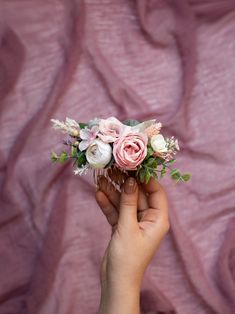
[166,136,180,152]
[74,164,89,176]
[163,136,180,161]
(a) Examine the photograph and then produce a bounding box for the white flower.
[86,139,112,168]
[51,117,80,136]
[174,138,180,151]
[151,134,168,153]
[74,164,89,176]
[88,118,101,128]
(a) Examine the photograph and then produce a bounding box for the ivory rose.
[98,117,128,143]
[151,134,168,153]
[113,132,148,170]
[86,140,112,168]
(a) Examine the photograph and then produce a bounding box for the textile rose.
[113,132,148,170]
[98,117,127,143]
[86,139,112,168]
[151,134,168,153]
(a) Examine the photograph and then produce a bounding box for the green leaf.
[152,172,158,181]
[171,174,181,181]
[168,159,176,164]
[50,151,58,163]
[170,168,180,176]
[79,123,87,129]
[136,166,140,176]
[122,119,140,126]
[145,157,158,168]
[155,157,165,164]
[59,151,68,164]
[145,171,151,184]
[181,173,191,182]
[139,168,146,183]
[77,151,87,166]
[160,166,167,178]
[146,146,154,159]
[170,169,181,180]
[71,146,78,158]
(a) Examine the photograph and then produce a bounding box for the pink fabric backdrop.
[0,1,235,313]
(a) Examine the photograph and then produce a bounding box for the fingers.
[140,178,169,237]
[98,175,148,210]
[138,187,148,210]
[142,177,168,215]
[96,175,169,242]
[98,176,120,208]
[139,207,170,242]
[141,176,163,194]
[137,187,148,221]
[119,177,139,228]
[96,190,118,227]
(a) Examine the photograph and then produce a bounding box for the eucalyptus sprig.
[50,144,87,168]
[135,145,191,184]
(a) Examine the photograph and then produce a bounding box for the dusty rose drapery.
[0,1,235,313]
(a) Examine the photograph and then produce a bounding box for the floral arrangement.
[50,117,191,184]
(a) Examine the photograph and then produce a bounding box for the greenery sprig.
[135,146,191,184]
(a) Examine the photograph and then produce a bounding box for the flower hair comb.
[50,117,191,188]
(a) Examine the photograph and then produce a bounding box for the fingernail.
[124,177,137,194]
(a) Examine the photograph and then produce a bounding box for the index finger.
[141,178,168,214]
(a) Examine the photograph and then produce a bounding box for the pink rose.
[113,132,148,170]
[98,117,128,143]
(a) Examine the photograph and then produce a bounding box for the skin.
[95,175,170,314]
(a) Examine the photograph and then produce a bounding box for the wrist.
[99,278,141,314]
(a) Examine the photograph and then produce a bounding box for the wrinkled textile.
[0,1,235,313]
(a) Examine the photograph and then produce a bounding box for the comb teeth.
[93,165,128,192]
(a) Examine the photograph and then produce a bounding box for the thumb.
[119,177,138,228]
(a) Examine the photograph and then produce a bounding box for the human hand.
[96,176,169,314]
